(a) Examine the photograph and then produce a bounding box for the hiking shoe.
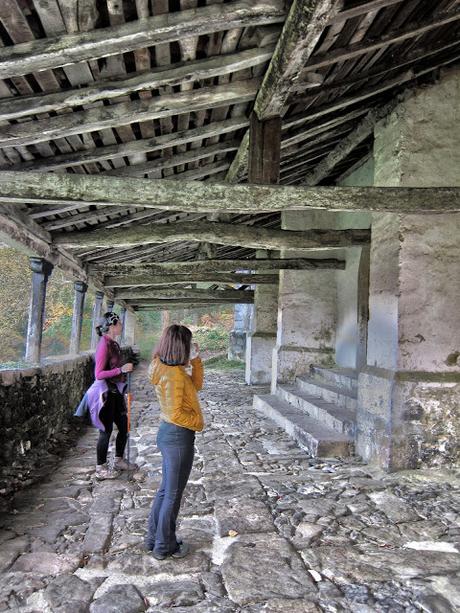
[95,464,118,480]
[152,550,168,561]
[114,457,139,471]
[171,542,190,559]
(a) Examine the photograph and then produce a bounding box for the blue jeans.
[146,421,195,555]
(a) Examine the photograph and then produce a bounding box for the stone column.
[271,212,337,392]
[357,68,460,470]
[245,251,278,384]
[90,290,105,350]
[69,281,88,355]
[25,258,53,363]
[124,309,137,346]
[119,307,127,344]
[228,302,252,361]
[106,299,115,311]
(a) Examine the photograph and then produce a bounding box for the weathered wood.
[115,288,254,300]
[91,258,345,275]
[303,10,460,73]
[25,258,53,363]
[0,172,459,213]
[0,80,260,147]
[254,0,343,120]
[248,113,281,184]
[0,1,285,78]
[104,273,280,287]
[4,118,248,172]
[102,141,240,177]
[53,221,370,251]
[42,206,136,231]
[0,47,274,122]
[331,0,407,23]
[69,281,88,355]
[303,102,398,185]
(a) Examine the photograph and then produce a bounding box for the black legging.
[96,390,128,465]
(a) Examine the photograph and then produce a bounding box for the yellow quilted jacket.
[149,356,204,432]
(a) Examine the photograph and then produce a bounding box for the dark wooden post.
[69,281,88,355]
[248,112,281,184]
[25,257,53,363]
[90,290,105,350]
[106,299,115,311]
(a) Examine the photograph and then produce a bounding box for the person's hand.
[121,363,134,373]
[190,343,200,359]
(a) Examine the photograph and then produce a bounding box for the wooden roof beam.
[302,9,460,73]
[1,171,458,213]
[0,80,260,148]
[0,47,274,122]
[53,221,370,251]
[90,258,345,274]
[303,101,398,185]
[225,0,343,183]
[0,1,286,79]
[115,288,254,301]
[104,273,280,287]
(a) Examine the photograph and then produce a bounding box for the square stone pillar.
[245,251,278,384]
[124,309,137,346]
[271,212,337,392]
[90,291,105,350]
[69,281,88,355]
[357,68,460,470]
[25,258,53,363]
[228,302,253,361]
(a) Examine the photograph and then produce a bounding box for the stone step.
[253,394,354,458]
[277,385,357,437]
[310,365,358,394]
[296,374,357,411]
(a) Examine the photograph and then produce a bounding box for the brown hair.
[154,324,192,366]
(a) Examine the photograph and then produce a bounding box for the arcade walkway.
[0,364,459,612]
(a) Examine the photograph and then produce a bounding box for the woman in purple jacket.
[93,312,136,480]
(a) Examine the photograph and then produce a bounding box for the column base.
[357,366,460,471]
[271,345,335,393]
[245,332,276,385]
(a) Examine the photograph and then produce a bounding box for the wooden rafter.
[104,273,280,287]
[114,288,255,301]
[0,0,286,79]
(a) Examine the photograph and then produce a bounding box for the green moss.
[204,355,244,370]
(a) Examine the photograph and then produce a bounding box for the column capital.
[74,281,88,293]
[95,290,105,300]
[29,257,53,276]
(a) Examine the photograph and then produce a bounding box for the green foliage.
[192,327,228,351]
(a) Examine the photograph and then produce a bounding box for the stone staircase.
[253,365,358,458]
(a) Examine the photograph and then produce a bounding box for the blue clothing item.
[146,421,195,555]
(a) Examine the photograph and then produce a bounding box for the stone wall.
[0,347,135,498]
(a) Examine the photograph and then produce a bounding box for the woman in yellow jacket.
[145,324,204,560]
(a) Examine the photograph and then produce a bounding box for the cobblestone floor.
[1,363,460,612]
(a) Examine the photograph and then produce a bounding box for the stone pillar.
[90,290,105,350]
[119,307,127,344]
[106,299,115,311]
[271,212,337,392]
[228,303,252,361]
[25,258,54,363]
[357,68,460,470]
[245,251,278,384]
[69,281,88,355]
[124,309,137,346]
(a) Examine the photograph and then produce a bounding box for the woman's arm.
[190,357,204,391]
[95,338,122,380]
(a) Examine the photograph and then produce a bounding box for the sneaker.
[152,550,168,561]
[114,457,139,471]
[171,542,190,559]
[95,464,118,480]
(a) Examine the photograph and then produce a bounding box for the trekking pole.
[126,371,132,481]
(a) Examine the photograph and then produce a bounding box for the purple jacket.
[85,379,126,431]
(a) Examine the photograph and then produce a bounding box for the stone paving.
[1,363,460,612]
